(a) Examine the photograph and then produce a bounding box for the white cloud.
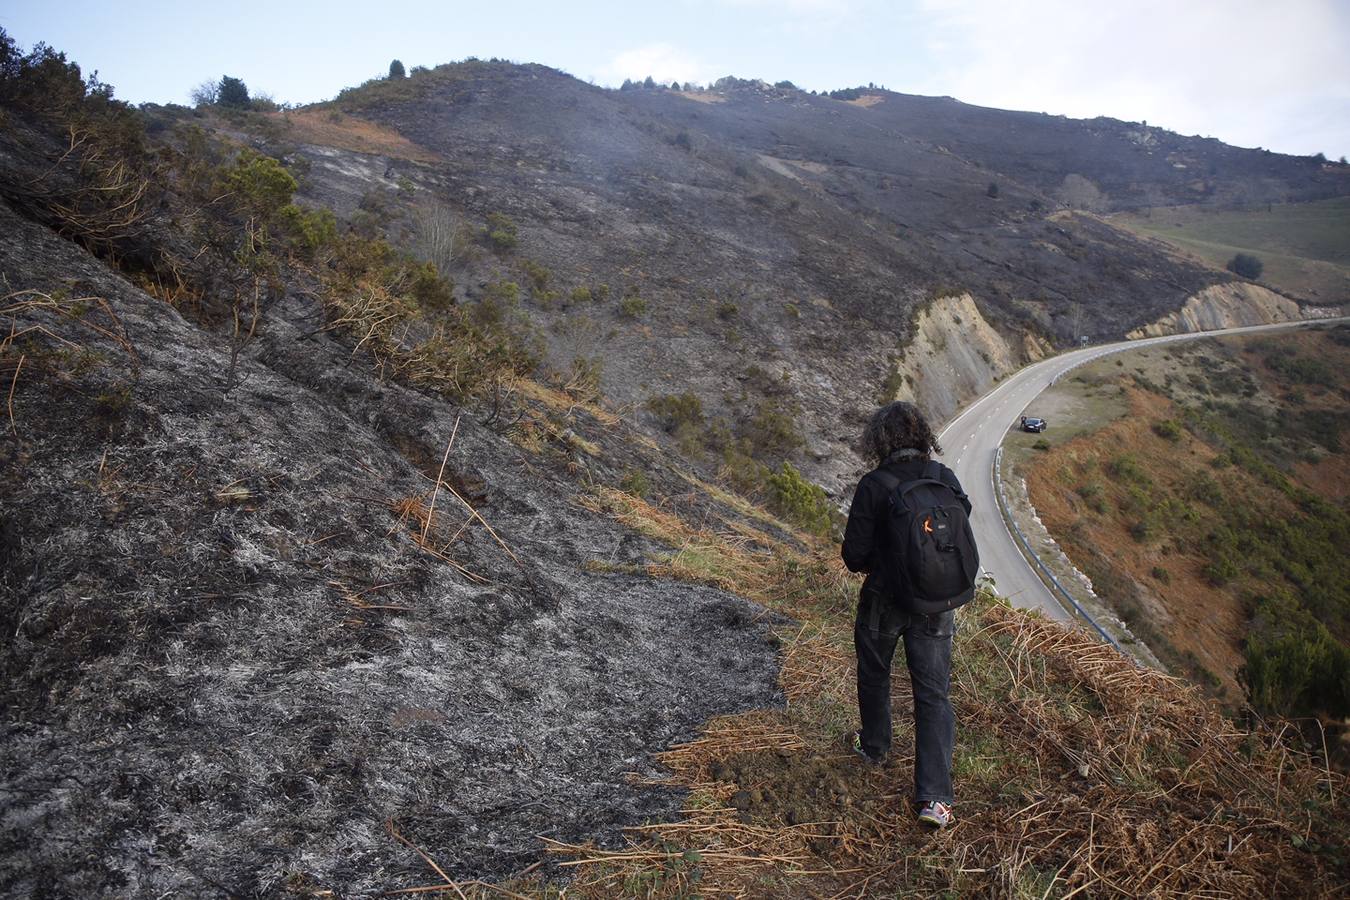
[601,43,710,87]
[913,0,1350,157]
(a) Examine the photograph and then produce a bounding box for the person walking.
[840,401,974,829]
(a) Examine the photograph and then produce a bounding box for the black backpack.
[874,462,979,615]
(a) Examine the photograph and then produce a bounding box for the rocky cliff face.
[1126,282,1338,338]
[885,293,1021,424]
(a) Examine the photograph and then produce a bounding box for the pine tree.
[388,59,406,79]
[217,75,250,109]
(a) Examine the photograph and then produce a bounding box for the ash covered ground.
[0,202,786,897]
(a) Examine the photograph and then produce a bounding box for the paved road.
[938,317,1343,622]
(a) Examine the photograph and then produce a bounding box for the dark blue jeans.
[854,587,956,804]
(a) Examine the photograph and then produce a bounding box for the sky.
[4,0,1348,159]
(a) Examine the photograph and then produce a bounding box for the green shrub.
[277,204,337,257]
[485,212,518,250]
[715,301,738,320]
[1202,552,1240,586]
[221,149,297,220]
[744,398,804,459]
[1242,593,1349,719]
[620,468,651,499]
[1107,454,1150,485]
[1227,252,1263,280]
[475,281,519,326]
[521,259,550,291]
[619,295,647,318]
[1032,438,1050,451]
[569,286,592,304]
[647,392,704,434]
[766,462,834,536]
[878,367,906,404]
[1263,347,1334,387]
[408,261,454,311]
[319,240,540,402]
[1185,474,1224,506]
[720,447,769,497]
[1075,482,1108,514]
[1150,566,1170,584]
[1152,419,1183,442]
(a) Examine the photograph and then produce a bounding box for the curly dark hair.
[860,401,942,464]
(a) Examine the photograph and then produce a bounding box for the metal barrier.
[992,447,1135,662]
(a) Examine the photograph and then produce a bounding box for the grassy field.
[1113,197,1350,302]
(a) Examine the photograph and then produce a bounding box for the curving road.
[938,317,1343,623]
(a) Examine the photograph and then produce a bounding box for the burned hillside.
[2,33,1347,898]
[0,43,792,896]
[209,61,1346,493]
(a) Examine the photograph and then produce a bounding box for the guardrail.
[992,446,1135,662]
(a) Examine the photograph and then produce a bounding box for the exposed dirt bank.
[889,293,1024,425]
[1126,282,1335,338]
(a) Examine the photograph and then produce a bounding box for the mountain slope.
[215,63,1346,496]
[2,36,1349,896]
[1022,327,1349,727]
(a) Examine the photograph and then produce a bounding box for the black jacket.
[841,456,972,599]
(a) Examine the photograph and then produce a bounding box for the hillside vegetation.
[2,32,1348,897]
[1114,198,1350,302]
[1023,327,1349,742]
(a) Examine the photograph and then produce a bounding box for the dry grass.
[318,276,531,403]
[537,601,1348,898]
[268,109,440,162]
[846,95,885,108]
[541,488,1348,898]
[511,376,621,428]
[378,477,1347,896]
[1,288,139,433]
[578,486,791,601]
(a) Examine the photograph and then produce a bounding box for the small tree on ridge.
[217,75,250,109]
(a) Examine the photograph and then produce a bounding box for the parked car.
[1020,416,1047,433]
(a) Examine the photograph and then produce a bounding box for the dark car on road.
[1020,416,1047,433]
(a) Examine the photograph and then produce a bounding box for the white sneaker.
[916,800,955,828]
